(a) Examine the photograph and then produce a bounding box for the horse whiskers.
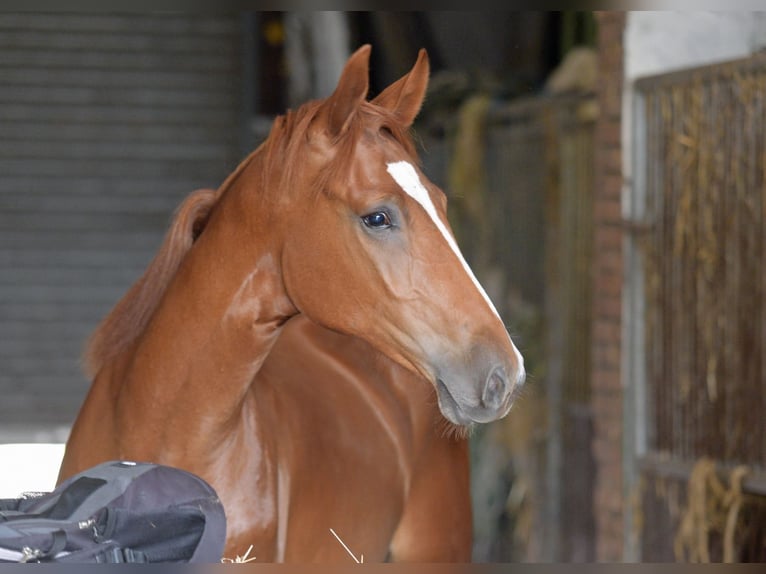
[437,416,475,441]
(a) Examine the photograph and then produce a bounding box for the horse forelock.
[263,98,419,201]
[324,102,420,190]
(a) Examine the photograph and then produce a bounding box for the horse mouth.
[435,379,478,426]
[435,378,513,426]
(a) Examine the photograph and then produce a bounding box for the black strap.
[96,547,147,563]
[44,530,68,559]
[0,500,22,513]
[0,477,107,523]
[42,477,107,520]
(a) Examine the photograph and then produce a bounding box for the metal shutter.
[0,13,243,432]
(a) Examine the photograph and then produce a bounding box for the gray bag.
[0,460,226,563]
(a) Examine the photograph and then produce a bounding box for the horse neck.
[110,184,295,449]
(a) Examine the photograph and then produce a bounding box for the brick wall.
[591,11,626,562]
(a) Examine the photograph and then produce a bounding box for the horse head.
[213,45,525,426]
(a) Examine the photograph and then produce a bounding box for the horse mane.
[82,187,215,377]
[83,97,418,379]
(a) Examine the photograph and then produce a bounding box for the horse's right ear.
[317,44,371,139]
[372,48,429,128]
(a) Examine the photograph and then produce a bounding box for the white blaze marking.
[386,161,501,318]
[386,161,525,380]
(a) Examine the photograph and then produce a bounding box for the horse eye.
[362,211,392,229]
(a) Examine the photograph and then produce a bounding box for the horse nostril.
[482,366,510,410]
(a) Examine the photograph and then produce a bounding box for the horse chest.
[221,387,410,562]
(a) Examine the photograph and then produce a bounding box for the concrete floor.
[0,424,69,497]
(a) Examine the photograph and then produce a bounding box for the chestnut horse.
[58,45,525,562]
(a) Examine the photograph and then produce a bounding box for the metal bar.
[639,453,766,497]
[634,52,766,91]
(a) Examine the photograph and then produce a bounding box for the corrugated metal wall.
[0,13,243,430]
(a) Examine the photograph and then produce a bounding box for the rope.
[673,457,749,562]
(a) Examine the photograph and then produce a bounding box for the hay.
[219,530,364,563]
[672,458,749,563]
[329,528,363,563]
[220,544,256,563]
[447,93,492,270]
[641,59,766,475]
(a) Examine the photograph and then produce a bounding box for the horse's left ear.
[319,44,371,139]
[372,48,430,128]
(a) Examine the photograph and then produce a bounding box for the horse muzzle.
[435,361,524,426]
